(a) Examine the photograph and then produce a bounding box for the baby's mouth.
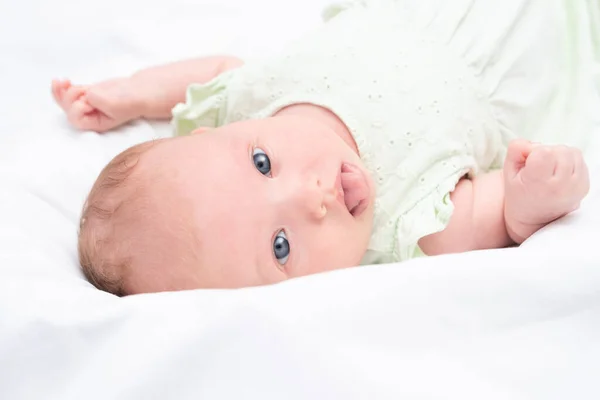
[339,163,370,218]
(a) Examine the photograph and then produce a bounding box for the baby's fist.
[504,139,589,243]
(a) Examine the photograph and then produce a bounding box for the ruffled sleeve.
[171,70,235,136]
[393,153,476,261]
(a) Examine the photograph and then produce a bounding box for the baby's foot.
[503,139,589,244]
[51,78,141,132]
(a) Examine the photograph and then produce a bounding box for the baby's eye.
[253,148,271,177]
[273,230,290,265]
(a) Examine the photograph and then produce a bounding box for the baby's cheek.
[332,230,369,269]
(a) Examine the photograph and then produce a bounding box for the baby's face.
[134,115,375,291]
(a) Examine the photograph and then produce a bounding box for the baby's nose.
[288,178,331,220]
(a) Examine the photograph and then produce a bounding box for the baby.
[53,1,589,295]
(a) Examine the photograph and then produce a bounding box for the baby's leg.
[419,140,589,255]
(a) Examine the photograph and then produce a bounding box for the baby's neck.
[275,104,359,155]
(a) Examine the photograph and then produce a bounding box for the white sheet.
[1,0,599,398]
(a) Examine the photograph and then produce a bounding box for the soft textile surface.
[1,0,599,398]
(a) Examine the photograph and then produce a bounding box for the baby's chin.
[314,248,370,277]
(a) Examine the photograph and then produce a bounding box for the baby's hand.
[503,139,590,243]
[51,78,143,132]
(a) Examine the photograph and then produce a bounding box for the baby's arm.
[52,55,243,132]
[129,56,244,119]
[418,140,589,255]
[418,170,510,254]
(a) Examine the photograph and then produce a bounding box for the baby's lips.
[341,163,370,217]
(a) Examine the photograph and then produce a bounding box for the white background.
[1,0,599,399]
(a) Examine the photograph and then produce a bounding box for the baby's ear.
[191,127,211,135]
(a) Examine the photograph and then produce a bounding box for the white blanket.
[1,0,599,398]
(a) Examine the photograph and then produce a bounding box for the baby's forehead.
[136,137,240,213]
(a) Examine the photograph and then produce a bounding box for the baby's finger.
[67,99,94,126]
[51,80,71,106]
[77,96,95,114]
[504,139,535,179]
[51,80,62,103]
[79,113,116,133]
[552,147,575,181]
[76,114,102,132]
[63,85,88,108]
[85,86,119,118]
[524,146,554,180]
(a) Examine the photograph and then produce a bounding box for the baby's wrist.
[125,75,149,119]
[129,73,176,120]
[504,217,526,245]
[503,207,545,245]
